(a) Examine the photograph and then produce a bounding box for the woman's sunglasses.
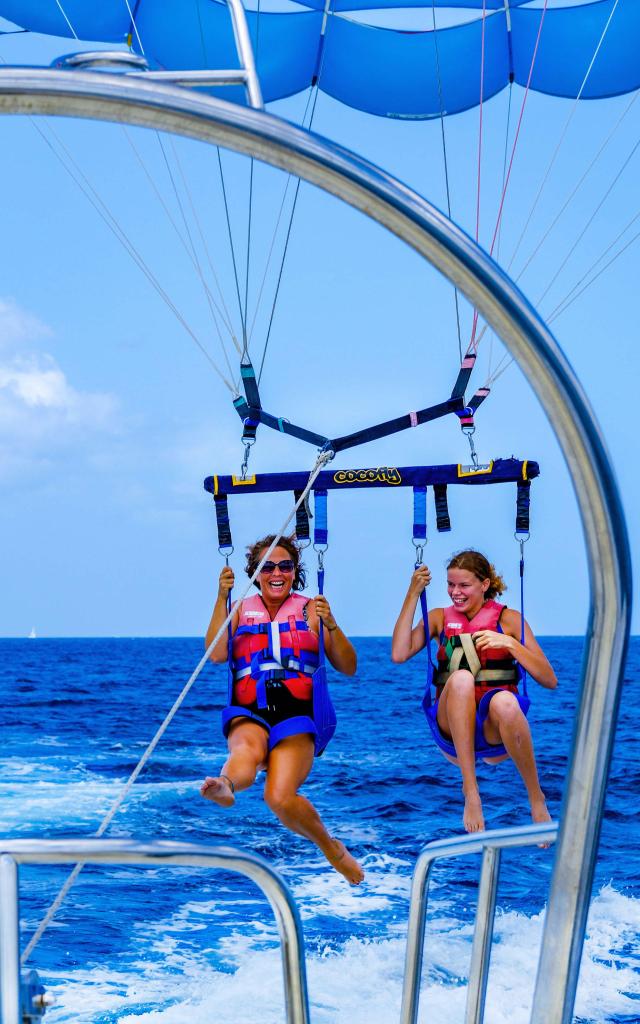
[259,559,295,575]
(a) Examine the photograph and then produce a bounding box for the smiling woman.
[201,533,364,885]
[392,548,557,834]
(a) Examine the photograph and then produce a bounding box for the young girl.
[200,534,364,884]
[392,550,556,833]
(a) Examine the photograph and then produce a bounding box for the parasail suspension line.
[515,88,638,285]
[21,447,333,965]
[430,0,462,364]
[157,133,242,375]
[54,0,78,39]
[123,127,238,356]
[468,0,549,352]
[508,0,622,279]
[546,209,640,324]
[255,3,329,385]
[536,131,640,308]
[124,0,145,56]
[217,147,248,354]
[15,105,237,393]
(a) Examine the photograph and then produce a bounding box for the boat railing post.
[0,840,309,1024]
[465,845,501,1024]
[0,855,20,1024]
[400,851,436,1024]
[400,825,557,1024]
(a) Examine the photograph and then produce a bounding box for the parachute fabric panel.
[511,0,640,101]
[0,0,128,39]
[2,1,640,117]
[135,0,322,106]
[320,10,509,120]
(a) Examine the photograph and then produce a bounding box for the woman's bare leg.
[483,692,550,826]
[200,720,269,807]
[437,670,485,832]
[264,733,364,884]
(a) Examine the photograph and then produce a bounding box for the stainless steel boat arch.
[0,70,631,1024]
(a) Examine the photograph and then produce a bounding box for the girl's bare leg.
[483,692,550,827]
[200,720,269,807]
[264,733,364,884]
[437,670,485,832]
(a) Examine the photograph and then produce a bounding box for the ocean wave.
[40,885,639,1024]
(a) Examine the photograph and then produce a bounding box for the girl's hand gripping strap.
[418,567,435,708]
[519,545,529,697]
[317,564,326,669]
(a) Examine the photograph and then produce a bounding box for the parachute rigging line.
[124,0,145,55]
[468,0,550,354]
[536,131,640,308]
[217,147,248,352]
[12,100,236,393]
[431,0,463,364]
[124,127,238,356]
[244,83,319,364]
[257,28,328,386]
[53,0,77,39]
[473,0,488,281]
[508,0,622,280]
[547,210,640,324]
[168,136,240,350]
[470,1,624,388]
[244,0,261,342]
[21,448,333,966]
[515,88,638,284]
[156,134,239,379]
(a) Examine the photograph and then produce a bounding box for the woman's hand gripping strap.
[314,488,328,669]
[413,485,435,707]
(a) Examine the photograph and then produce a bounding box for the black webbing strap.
[450,352,477,401]
[233,397,330,448]
[329,396,464,453]
[240,357,261,410]
[294,489,311,544]
[468,386,491,413]
[516,480,531,534]
[433,483,451,532]
[213,493,233,550]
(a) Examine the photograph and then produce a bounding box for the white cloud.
[0,299,120,479]
[0,297,51,349]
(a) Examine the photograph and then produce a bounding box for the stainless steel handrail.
[0,71,631,1022]
[0,839,310,1024]
[401,823,558,1024]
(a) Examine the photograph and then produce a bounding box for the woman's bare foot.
[463,788,485,833]
[326,838,365,885]
[530,793,552,847]
[200,775,235,808]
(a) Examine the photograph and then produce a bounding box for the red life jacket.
[231,592,319,705]
[435,599,521,700]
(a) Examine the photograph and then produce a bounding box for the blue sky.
[0,11,637,637]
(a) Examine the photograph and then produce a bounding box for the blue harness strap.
[311,562,337,755]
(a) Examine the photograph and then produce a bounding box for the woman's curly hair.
[245,534,307,591]
[447,549,506,600]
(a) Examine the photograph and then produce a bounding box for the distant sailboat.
[28,627,36,639]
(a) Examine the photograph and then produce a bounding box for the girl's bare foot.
[530,794,552,847]
[463,789,485,833]
[200,775,235,808]
[326,838,365,885]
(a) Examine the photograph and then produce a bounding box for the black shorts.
[235,680,313,729]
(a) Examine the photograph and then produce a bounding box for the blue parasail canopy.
[0,0,638,118]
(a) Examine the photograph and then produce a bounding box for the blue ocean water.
[0,636,638,1024]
